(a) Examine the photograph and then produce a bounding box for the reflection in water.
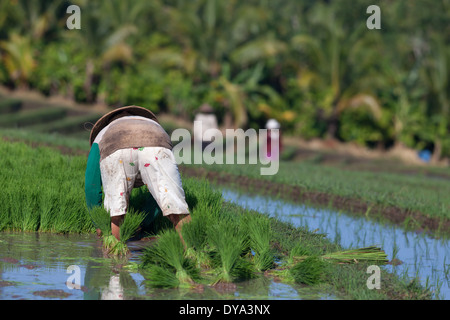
[0,232,144,300]
[0,231,333,300]
[220,188,450,300]
[102,275,123,300]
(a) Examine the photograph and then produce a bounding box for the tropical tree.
[61,0,152,103]
[289,2,385,141]
[0,33,35,89]
[0,0,449,158]
[417,33,450,162]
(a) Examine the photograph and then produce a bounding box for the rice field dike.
[0,133,434,300]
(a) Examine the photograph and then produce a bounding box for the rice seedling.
[176,178,225,268]
[269,242,388,286]
[109,209,147,256]
[0,140,95,234]
[182,213,214,269]
[290,256,327,285]
[89,206,147,256]
[120,209,147,242]
[319,246,388,264]
[243,213,275,272]
[88,206,112,236]
[207,216,254,284]
[143,264,180,288]
[291,245,388,265]
[142,229,199,288]
[88,206,118,254]
[38,191,58,233]
[281,245,389,286]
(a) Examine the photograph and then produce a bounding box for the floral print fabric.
[100,147,189,217]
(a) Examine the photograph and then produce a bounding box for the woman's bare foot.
[111,215,125,241]
[167,214,191,248]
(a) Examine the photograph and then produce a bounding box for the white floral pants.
[100,147,189,217]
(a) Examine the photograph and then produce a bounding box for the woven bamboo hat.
[89,105,158,146]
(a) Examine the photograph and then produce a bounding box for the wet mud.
[32,289,72,299]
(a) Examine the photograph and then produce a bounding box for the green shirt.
[85,143,103,209]
[84,143,162,226]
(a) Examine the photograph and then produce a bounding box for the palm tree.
[0,0,62,88]
[62,0,151,103]
[147,0,290,127]
[372,1,450,155]
[290,2,385,140]
[0,33,35,89]
[419,33,450,162]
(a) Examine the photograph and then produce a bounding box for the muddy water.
[0,232,335,300]
[220,188,450,300]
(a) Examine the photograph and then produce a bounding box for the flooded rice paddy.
[1,187,448,300]
[0,230,334,300]
[221,188,450,300]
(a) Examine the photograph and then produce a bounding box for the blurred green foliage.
[0,0,449,157]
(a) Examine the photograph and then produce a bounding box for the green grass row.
[0,107,68,128]
[190,158,450,223]
[0,140,92,233]
[0,98,22,114]
[0,97,102,138]
[0,138,433,299]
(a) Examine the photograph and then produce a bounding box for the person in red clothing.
[265,118,282,160]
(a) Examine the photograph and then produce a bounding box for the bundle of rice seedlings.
[207,217,254,284]
[88,207,147,256]
[292,246,389,265]
[280,245,388,286]
[108,210,147,256]
[119,209,147,243]
[182,177,223,214]
[144,265,179,288]
[290,256,326,285]
[142,229,199,288]
[181,207,216,269]
[88,206,111,236]
[102,234,121,254]
[244,214,275,272]
[88,206,116,253]
[321,246,389,264]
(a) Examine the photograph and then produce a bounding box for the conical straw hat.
[89,105,158,146]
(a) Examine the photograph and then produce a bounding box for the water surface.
[0,231,334,300]
[220,188,450,300]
